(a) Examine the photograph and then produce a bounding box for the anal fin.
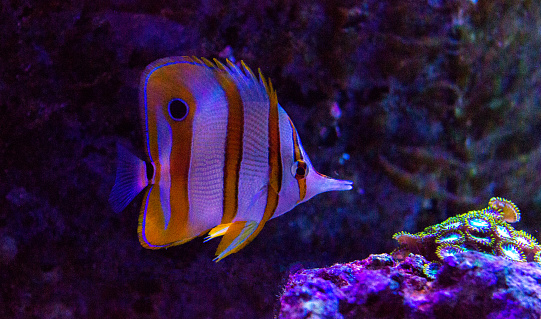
[212,221,259,262]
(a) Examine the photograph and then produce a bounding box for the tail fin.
[109,144,148,213]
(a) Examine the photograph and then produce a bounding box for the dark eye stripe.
[288,118,304,162]
[295,160,307,178]
[288,118,306,202]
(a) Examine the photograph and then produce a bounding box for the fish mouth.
[315,171,353,192]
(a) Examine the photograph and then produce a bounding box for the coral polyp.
[422,262,441,279]
[513,230,538,248]
[465,215,493,233]
[498,242,526,262]
[494,223,513,240]
[435,230,465,245]
[488,197,521,223]
[535,251,541,263]
[437,217,462,232]
[467,232,495,247]
[436,244,467,260]
[393,198,541,265]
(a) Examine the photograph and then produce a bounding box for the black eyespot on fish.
[291,160,308,179]
[146,161,154,181]
[168,99,189,121]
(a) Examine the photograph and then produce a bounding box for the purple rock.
[278,251,541,318]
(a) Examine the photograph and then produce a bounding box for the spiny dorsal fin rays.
[194,56,267,101]
[226,59,242,75]
[240,61,257,82]
[211,58,269,109]
[190,56,204,65]
[248,65,273,105]
[225,60,262,104]
[240,63,268,104]
[200,57,216,68]
[212,58,227,71]
[267,79,278,114]
[183,56,275,104]
[257,68,278,107]
[223,59,253,98]
[258,68,269,92]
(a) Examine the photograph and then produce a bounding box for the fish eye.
[168,99,189,121]
[291,160,308,180]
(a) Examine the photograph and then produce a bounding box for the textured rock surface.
[279,252,541,318]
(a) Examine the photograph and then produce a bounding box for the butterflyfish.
[109,56,353,261]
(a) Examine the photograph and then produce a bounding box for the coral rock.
[278,252,541,318]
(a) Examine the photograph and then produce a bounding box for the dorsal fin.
[164,56,277,106]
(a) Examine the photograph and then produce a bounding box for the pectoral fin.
[204,223,232,242]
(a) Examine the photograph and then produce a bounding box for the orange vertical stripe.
[167,83,194,241]
[216,72,244,224]
[139,60,199,247]
[267,81,282,195]
[259,83,282,220]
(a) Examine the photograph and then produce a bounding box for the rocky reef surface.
[279,251,541,318]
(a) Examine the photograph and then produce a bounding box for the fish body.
[110,57,352,261]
